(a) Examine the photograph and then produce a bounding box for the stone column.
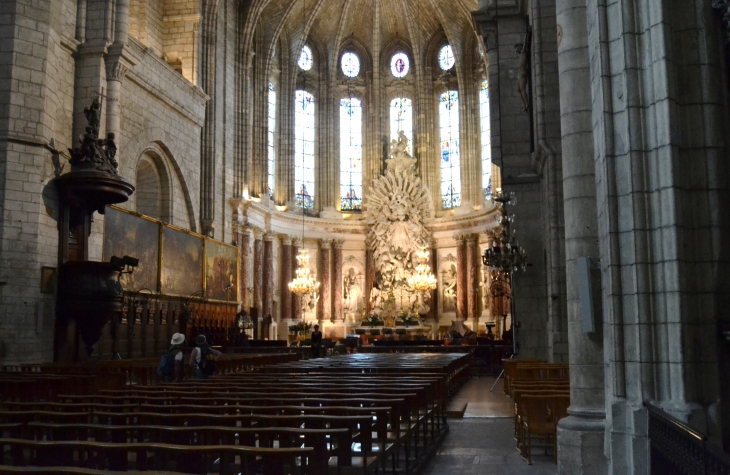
[104,59,128,141]
[555,0,607,472]
[455,235,467,320]
[318,239,332,322]
[365,248,374,314]
[280,235,292,321]
[467,234,479,322]
[240,226,253,311]
[292,237,302,320]
[253,228,264,314]
[332,240,344,321]
[262,232,274,320]
[429,240,438,321]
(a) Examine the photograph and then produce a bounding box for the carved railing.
[647,403,730,475]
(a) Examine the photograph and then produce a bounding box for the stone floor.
[421,377,558,475]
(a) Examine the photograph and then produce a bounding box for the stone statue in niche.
[442,263,457,312]
[515,29,532,113]
[69,97,119,175]
[343,267,362,314]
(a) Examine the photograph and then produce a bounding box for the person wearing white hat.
[157,333,186,382]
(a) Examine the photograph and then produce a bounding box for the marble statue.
[442,263,457,312]
[343,267,362,313]
[366,132,434,313]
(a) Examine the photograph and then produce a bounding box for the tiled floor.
[424,377,558,475]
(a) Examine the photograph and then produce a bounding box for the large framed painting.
[103,206,160,292]
[161,225,204,297]
[205,239,238,301]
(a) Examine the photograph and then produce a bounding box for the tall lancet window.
[340,97,363,211]
[480,80,492,200]
[439,90,461,209]
[295,90,315,209]
[267,83,276,199]
[390,98,413,155]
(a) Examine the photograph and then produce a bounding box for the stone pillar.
[429,240,438,321]
[467,234,479,322]
[292,237,302,320]
[332,240,344,321]
[253,229,264,314]
[240,226,253,311]
[455,235,467,320]
[280,235,292,321]
[555,0,607,472]
[262,233,274,321]
[104,59,127,141]
[318,239,332,322]
[365,248,374,314]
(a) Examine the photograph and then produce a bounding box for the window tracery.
[480,80,492,200]
[390,52,409,78]
[340,98,363,211]
[295,90,315,209]
[390,98,413,155]
[267,83,276,199]
[341,52,360,78]
[298,45,313,71]
[439,90,461,209]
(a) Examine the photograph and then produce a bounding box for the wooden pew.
[0,438,313,475]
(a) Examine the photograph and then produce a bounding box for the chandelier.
[408,247,438,291]
[482,191,527,273]
[288,248,320,295]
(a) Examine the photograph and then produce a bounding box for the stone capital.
[292,236,303,247]
[280,234,292,246]
[332,239,344,250]
[105,60,128,81]
[253,227,264,240]
[263,232,275,242]
[319,238,333,248]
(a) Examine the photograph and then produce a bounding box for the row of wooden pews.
[0,352,471,474]
[502,358,570,464]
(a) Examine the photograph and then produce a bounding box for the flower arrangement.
[289,321,313,336]
[362,315,384,327]
[396,313,419,327]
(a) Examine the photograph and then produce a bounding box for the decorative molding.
[163,14,201,23]
[105,60,128,81]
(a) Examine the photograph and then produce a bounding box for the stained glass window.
[295,90,315,209]
[438,45,455,71]
[390,52,409,78]
[390,98,413,155]
[341,52,360,78]
[267,83,276,199]
[440,90,461,209]
[340,98,363,211]
[480,81,492,200]
[298,45,313,71]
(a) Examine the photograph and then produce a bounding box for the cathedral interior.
[0,0,729,473]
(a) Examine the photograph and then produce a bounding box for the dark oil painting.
[205,240,238,301]
[161,226,203,297]
[104,207,159,292]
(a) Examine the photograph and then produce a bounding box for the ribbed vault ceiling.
[246,0,482,75]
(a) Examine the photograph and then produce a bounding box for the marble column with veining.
[280,235,292,321]
[365,248,374,314]
[429,240,439,321]
[292,237,302,320]
[318,239,332,322]
[240,226,253,311]
[467,234,479,321]
[332,240,344,321]
[262,232,274,320]
[253,229,264,314]
[456,235,467,320]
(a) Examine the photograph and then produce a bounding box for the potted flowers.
[397,313,419,327]
[289,321,313,338]
[362,315,384,327]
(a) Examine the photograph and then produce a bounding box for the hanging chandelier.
[408,247,438,291]
[482,191,527,273]
[289,248,320,296]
